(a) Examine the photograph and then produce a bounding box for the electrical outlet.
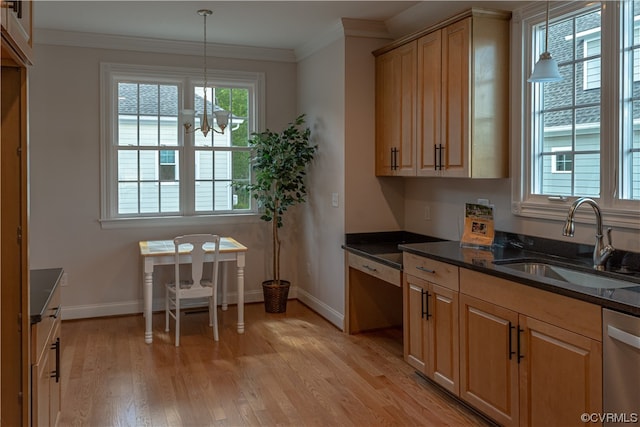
[424,205,431,220]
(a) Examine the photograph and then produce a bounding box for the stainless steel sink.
[495,261,639,289]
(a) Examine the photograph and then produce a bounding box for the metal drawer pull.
[608,325,640,350]
[416,266,435,274]
[363,265,378,272]
[51,305,61,319]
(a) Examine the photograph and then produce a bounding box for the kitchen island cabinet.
[374,8,510,178]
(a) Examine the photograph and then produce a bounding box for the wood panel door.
[375,41,416,176]
[427,282,459,395]
[416,29,441,176]
[441,17,470,177]
[459,294,519,427]
[519,315,603,427]
[403,274,427,371]
[1,64,29,427]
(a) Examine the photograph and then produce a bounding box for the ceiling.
[33,1,527,52]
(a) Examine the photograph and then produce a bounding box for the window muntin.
[101,64,263,223]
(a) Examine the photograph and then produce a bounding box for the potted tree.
[234,114,317,313]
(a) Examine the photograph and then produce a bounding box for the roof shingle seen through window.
[118,83,224,117]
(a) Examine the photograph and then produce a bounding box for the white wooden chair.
[165,234,221,346]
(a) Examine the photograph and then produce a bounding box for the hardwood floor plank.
[59,300,490,426]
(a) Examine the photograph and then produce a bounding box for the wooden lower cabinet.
[519,316,602,427]
[459,269,603,427]
[404,272,459,395]
[31,285,62,427]
[459,294,519,426]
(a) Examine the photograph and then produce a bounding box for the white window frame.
[511,1,640,229]
[99,63,265,229]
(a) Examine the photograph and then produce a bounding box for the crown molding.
[34,28,297,63]
[294,18,390,62]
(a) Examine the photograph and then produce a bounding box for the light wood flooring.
[59,300,490,426]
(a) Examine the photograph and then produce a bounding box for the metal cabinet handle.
[420,289,432,319]
[416,266,435,274]
[517,327,524,363]
[50,337,61,383]
[608,325,640,350]
[508,322,516,360]
[363,265,378,273]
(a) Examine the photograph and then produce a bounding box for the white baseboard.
[60,287,344,329]
[296,288,344,331]
[61,289,264,320]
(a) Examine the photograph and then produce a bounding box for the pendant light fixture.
[183,9,230,136]
[528,0,562,83]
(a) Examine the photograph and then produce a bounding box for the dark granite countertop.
[342,231,446,270]
[30,268,63,324]
[399,240,640,317]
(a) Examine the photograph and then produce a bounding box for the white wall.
[404,178,640,252]
[28,43,297,319]
[295,38,346,327]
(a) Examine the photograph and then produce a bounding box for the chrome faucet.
[562,197,615,271]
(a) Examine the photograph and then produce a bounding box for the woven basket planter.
[262,280,290,313]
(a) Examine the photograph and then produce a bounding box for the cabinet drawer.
[348,252,401,287]
[32,286,61,363]
[460,268,601,341]
[403,252,459,291]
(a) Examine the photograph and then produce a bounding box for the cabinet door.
[49,322,62,427]
[1,0,33,64]
[416,30,441,176]
[1,64,29,427]
[441,17,470,177]
[403,274,427,371]
[519,316,602,427]
[375,41,416,176]
[33,349,51,427]
[427,283,459,395]
[460,294,519,427]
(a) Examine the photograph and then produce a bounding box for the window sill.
[511,201,640,230]
[99,213,263,230]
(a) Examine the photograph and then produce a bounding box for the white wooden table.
[138,237,248,344]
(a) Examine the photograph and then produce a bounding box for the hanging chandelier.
[183,9,230,136]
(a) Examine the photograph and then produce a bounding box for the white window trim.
[99,62,265,229]
[511,1,640,230]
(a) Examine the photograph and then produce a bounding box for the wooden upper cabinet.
[1,0,33,65]
[375,41,416,176]
[375,9,510,178]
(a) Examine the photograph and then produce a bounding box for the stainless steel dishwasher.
[603,308,640,426]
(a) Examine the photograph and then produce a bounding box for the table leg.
[221,262,229,311]
[237,253,245,334]
[143,262,154,344]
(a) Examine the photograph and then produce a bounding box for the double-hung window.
[513,0,640,227]
[100,64,264,227]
